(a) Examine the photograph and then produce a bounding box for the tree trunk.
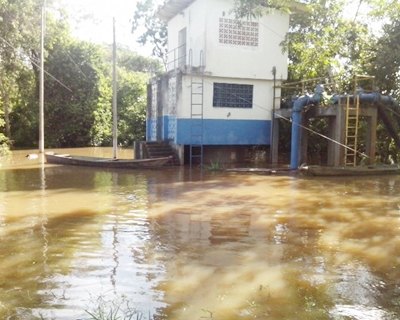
[0,82,11,139]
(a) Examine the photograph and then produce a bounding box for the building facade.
[147,0,290,164]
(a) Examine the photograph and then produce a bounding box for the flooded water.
[1,148,400,319]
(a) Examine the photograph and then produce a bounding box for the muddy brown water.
[1,148,400,319]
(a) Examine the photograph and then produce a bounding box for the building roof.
[157,0,196,21]
[157,0,307,21]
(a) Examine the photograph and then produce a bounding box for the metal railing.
[166,44,187,71]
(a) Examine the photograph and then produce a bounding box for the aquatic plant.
[84,295,154,320]
[206,160,223,171]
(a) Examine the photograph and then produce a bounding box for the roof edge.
[157,0,196,21]
[157,0,308,21]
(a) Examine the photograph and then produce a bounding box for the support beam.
[271,117,279,165]
[365,109,377,165]
[327,116,336,166]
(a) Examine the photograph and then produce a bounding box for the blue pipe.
[290,85,324,169]
[291,90,398,170]
[330,92,398,107]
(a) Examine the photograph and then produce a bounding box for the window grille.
[219,18,259,47]
[213,83,253,108]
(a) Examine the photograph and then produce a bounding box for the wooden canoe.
[45,152,172,169]
[299,165,400,177]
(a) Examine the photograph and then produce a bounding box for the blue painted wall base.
[146,118,271,145]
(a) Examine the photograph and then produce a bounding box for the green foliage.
[117,70,148,146]
[118,47,163,75]
[285,0,371,82]
[232,0,292,18]
[132,0,167,67]
[44,39,112,147]
[206,160,224,171]
[0,1,154,150]
[0,108,9,156]
[91,74,113,146]
[9,64,39,147]
[0,0,43,144]
[370,20,400,99]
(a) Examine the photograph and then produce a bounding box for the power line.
[0,35,73,92]
[207,78,369,158]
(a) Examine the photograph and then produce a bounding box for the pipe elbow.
[293,96,310,112]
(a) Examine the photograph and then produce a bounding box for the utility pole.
[39,0,46,153]
[112,18,118,159]
[270,66,277,164]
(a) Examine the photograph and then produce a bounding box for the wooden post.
[271,116,279,165]
[333,99,346,166]
[327,116,336,166]
[300,115,308,165]
[365,107,377,165]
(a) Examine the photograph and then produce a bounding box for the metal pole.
[270,66,276,164]
[112,18,118,159]
[39,0,46,153]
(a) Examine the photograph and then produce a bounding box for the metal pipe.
[290,85,324,169]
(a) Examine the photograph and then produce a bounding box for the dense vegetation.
[0,0,161,155]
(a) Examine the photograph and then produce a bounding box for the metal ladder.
[344,95,360,166]
[189,50,204,168]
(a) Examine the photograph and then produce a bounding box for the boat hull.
[45,152,172,169]
[299,165,400,177]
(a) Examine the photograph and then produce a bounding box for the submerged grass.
[205,160,224,171]
[84,295,154,320]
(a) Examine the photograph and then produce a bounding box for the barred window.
[219,18,259,47]
[213,83,253,108]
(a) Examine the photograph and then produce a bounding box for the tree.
[132,0,167,67]
[232,0,292,18]
[371,20,400,99]
[0,0,44,150]
[8,66,38,148]
[118,47,163,75]
[115,48,159,146]
[117,70,148,146]
[43,39,112,147]
[0,109,8,156]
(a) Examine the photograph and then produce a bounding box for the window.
[219,18,259,47]
[178,28,186,67]
[213,83,253,108]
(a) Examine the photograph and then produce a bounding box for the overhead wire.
[211,79,370,159]
[0,35,73,92]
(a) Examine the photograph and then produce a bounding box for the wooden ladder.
[344,95,360,166]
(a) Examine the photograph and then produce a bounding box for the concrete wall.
[204,1,289,80]
[148,70,280,145]
[166,0,289,80]
[178,75,275,119]
[150,0,289,149]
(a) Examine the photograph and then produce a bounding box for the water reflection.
[1,149,400,319]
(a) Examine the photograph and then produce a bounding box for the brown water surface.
[1,148,400,319]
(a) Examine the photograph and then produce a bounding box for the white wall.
[167,0,207,69]
[166,0,289,80]
[177,75,279,121]
[204,0,289,80]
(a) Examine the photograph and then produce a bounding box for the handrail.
[166,44,187,71]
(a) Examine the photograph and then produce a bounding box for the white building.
[147,0,290,164]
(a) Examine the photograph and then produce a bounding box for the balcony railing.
[166,44,187,71]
